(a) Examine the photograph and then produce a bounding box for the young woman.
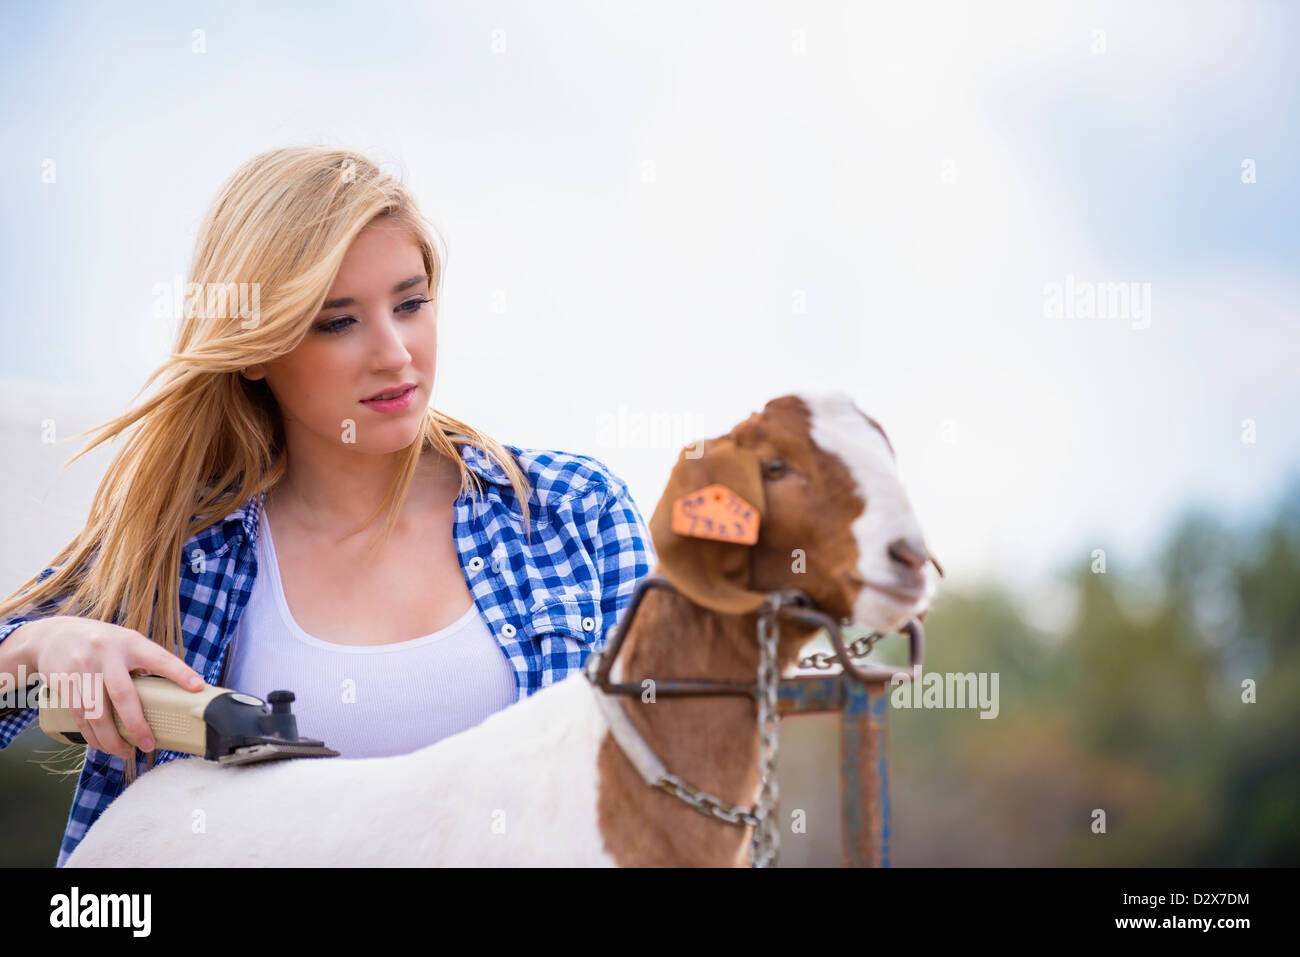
[0,146,656,867]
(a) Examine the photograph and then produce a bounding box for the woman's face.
[245,218,436,455]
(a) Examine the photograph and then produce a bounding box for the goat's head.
[647,391,940,636]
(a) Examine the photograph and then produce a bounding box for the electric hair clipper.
[37,674,340,765]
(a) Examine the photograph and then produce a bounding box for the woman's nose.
[370,313,413,364]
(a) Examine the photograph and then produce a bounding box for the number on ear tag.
[670,484,760,544]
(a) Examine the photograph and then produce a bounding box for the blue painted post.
[777,674,890,867]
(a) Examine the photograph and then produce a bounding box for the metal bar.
[840,679,869,866]
[874,687,891,868]
[839,680,890,867]
[777,672,890,867]
[776,674,841,715]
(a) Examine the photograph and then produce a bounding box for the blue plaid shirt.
[0,441,656,867]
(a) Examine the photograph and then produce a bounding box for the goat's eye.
[762,458,789,479]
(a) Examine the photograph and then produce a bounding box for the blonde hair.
[0,145,534,781]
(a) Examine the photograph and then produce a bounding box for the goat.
[64,390,939,867]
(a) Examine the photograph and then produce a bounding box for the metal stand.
[777,673,892,867]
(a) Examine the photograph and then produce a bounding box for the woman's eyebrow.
[320,275,427,310]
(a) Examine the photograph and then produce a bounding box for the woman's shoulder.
[495,444,655,568]
[179,485,260,557]
[470,441,631,509]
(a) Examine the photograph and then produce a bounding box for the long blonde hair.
[1,145,533,779]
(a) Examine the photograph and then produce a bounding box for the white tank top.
[223,506,519,758]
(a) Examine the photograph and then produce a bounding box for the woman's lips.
[362,382,415,401]
[360,385,416,412]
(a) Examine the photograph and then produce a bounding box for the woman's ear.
[647,436,768,615]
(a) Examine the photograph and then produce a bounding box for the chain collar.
[583,592,792,868]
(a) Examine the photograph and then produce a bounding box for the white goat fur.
[67,662,620,866]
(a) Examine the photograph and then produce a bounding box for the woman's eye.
[316,316,354,335]
[315,297,431,335]
[397,296,432,315]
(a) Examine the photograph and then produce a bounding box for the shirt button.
[582,617,595,632]
[501,623,516,638]
[468,557,485,572]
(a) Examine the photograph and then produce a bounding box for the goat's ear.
[648,436,768,615]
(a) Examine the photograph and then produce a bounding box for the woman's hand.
[28,616,207,763]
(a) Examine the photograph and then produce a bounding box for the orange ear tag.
[670,484,760,544]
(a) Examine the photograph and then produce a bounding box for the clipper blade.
[217,742,341,766]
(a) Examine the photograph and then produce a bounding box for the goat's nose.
[887,535,930,573]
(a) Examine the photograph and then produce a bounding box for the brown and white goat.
[597,390,939,865]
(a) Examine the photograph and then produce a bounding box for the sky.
[1,0,1297,613]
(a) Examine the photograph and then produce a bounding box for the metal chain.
[749,605,782,868]
[798,631,882,670]
[593,640,767,833]
[592,600,791,866]
[652,774,760,828]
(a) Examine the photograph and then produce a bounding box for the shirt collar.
[454,439,515,489]
[214,440,515,543]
